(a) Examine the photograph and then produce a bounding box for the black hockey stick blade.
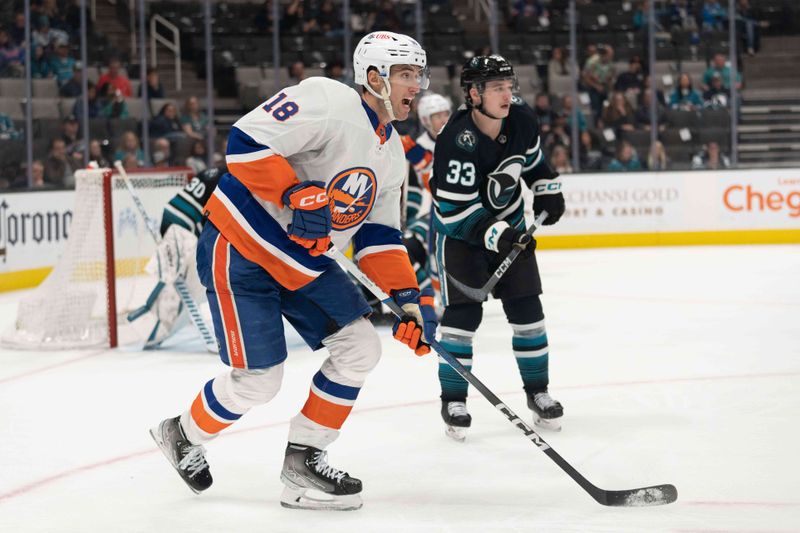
[597,483,678,507]
[445,211,548,302]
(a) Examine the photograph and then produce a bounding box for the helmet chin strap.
[475,95,503,121]
[365,77,396,122]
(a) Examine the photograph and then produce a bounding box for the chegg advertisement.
[536,169,800,248]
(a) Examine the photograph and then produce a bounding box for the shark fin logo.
[327,167,377,230]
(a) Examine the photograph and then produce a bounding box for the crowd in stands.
[1,0,788,188]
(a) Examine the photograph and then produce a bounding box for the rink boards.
[1,167,799,292]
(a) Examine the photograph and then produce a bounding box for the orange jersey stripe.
[190,392,232,434]
[358,249,418,295]
[213,236,246,368]
[206,194,318,290]
[227,154,298,206]
[301,391,354,430]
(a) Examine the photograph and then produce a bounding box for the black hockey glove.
[498,227,536,257]
[532,176,565,225]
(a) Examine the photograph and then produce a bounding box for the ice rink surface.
[1,244,798,533]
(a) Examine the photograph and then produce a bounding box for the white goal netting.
[2,168,190,349]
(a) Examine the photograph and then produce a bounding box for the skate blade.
[149,423,201,495]
[533,414,562,432]
[445,425,468,442]
[280,486,362,511]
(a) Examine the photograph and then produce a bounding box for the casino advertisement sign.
[537,169,800,246]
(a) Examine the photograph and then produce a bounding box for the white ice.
[1,245,799,532]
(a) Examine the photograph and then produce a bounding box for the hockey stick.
[445,210,548,302]
[328,246,677,507]
[114,162,217,353]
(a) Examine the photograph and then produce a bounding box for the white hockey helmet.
[417,93,452,134]
[354,31,429,89]
[353,31,429,120]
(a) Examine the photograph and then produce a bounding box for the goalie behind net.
[2,167,191,349]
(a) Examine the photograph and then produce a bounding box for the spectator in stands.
[100,86,129,119]
[636,88,667,131]
[31,160,47,188]
[0,112,22,140]
[510,0,548,33]
[59,62,84,97]
[254,0,274,33]
[549,145,573,174]
[282,0,307,34]
[153,137,172,166]
[72,81,102,118]
[371,1,402,32]
[288,60,307,84]
[149,102,184,140]
[692,141,731,169]
[65,0,92,40]
[60,115,82,154]
[667,0,698,30]
[139,67,165,100]
[122,153,140,170]
[703,73,730,108]
[737,0,761,55]
[324,58,350,85]
[533,93,555,135]
[561,95,586,134]
[607,141,643,171]
[32,15,68,52]
[97,58,132,98]
[614,56,645,96]
[44,138,76,187]
[647,141,669,170]
[547,47,569,89]
[50,41,76,91]
[31,45,52,78]
[114,131,146,166]
[186,140,208,174]
[88,139,110,168]
[670,73,703,110]
[643,74,668,107]
[317,0,344,38]
[582,44,616,122]
[600,91,637,134]
[701,0,726,32]
[10,12,27,46]
[702,53,742,91]
[579,130,605,171]
[544,112,571,151]
[0,28,25,77]
[152,149,170,168]
[180,96,208,141]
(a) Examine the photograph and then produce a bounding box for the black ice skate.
[441,400,472,442]
[280,443,363,511]
[149,416,212,493]
[526,390,564,431]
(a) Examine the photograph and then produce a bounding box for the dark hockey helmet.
[460,54,518,108]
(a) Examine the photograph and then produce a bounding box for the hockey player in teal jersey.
[431,55,566,440]
[128,168,222,348]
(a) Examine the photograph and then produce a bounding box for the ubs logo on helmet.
[327,167,377,230]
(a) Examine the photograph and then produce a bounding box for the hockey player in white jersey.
[401,93,452,299]
[150,31,438,511]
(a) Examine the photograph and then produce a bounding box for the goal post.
[2,167,192,349]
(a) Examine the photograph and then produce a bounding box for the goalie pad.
[129,225,206,349]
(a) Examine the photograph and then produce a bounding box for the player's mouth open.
[401,98,412,107]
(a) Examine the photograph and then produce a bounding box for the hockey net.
[2,167,191,349]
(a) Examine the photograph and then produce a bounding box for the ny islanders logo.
[327,167,377,230]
